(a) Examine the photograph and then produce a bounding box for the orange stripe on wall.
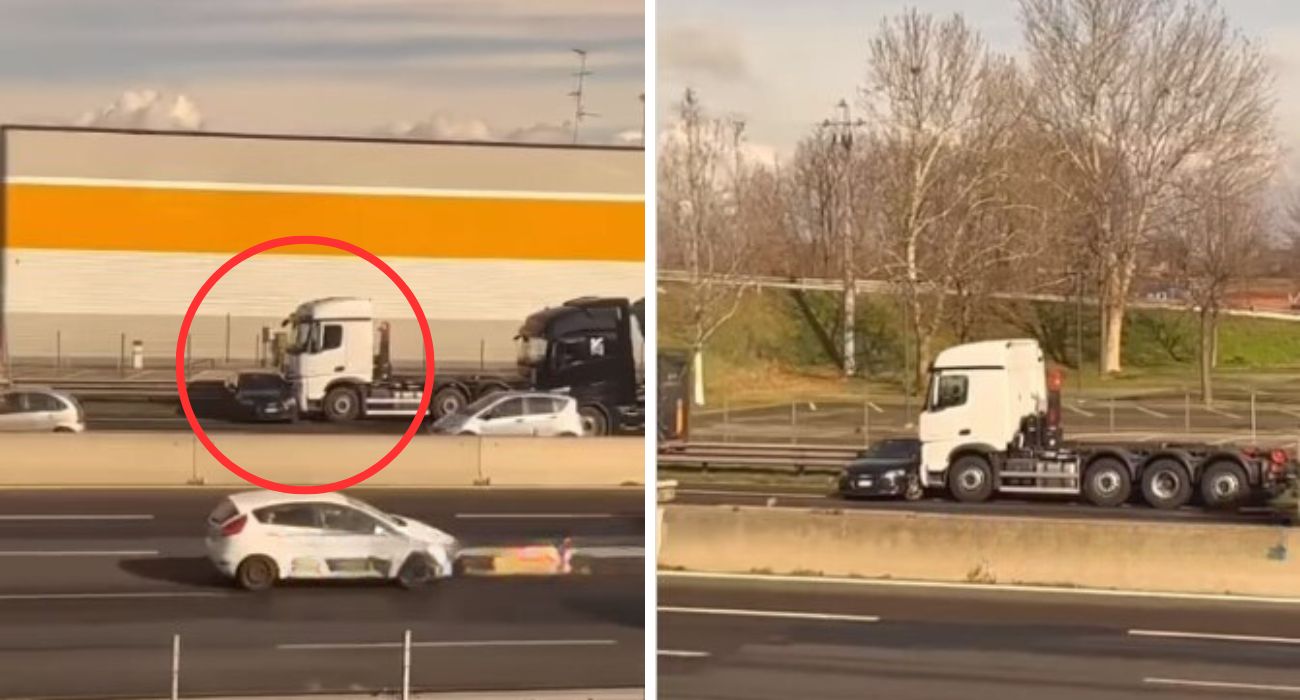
[5,185,644,262]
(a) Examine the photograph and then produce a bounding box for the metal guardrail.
[658,441,861,475]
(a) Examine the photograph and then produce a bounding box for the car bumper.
[204,539,238,578]
[838,472,911,497]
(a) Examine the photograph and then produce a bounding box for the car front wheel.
[396,554,437,589]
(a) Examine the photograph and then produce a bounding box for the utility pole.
[639,92,646,147]
[821,99,866,377]
[569,49,596,144]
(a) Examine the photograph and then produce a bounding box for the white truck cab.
[918,340,1047,489]
[282,297,381,419]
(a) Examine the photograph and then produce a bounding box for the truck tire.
[1141,459,1192,510]
[579,406,610,436]
[323,386,361,422]
[948,455,994,503]
[431,386,468,420]
[1083,457,1131,507]
[1200,461,1248,510]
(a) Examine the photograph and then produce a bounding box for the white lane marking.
[661,571,1300,606]
[0,550,157,557]
[1135,405,1169,418]
[1067,403,1095,418]
[9,176,644,203]
[0,514,154,521]
[1280,409,1300,421]
[1130,629,1300,646]
[1144,678,1300,694]
[278,639,617,651]
[0,592,226,601]
[678,489,829,500]
[869,402,885,414]
[659,649,711,658]
[1207,407,1244,420]
[453,513,618,519]
[659,606,879,623]
[1212,436,1238,446]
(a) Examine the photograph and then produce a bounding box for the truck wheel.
[236,555,278,591]
[1083,457,1131,507]
[431,386,468,420]
[948,455,994,503]
[1141,459,1192,510]
[323,386,361,422]
[579,406,609,436]
[1201,461,1248,510]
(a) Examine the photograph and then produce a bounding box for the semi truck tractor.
[277,295,644,435]
[918,339,1292,510]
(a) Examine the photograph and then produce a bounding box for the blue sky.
[657,0,1300,169]
[0,0,644,142]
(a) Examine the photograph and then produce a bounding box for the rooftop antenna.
[569,49,597,144]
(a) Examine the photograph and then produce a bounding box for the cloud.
[383,111,638,146]
[74,89,205,130]
[659,25,748,81]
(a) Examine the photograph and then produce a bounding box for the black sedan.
[186,371,298,422]
[837,438,923,500]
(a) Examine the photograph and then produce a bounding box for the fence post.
[402,629,412,700]
[1109,397,1115,434]
[1251,392,1257,444]
[480,339,486,371]
[790,402,798,445]
[863,398,870,447]
[722,397,730,444]
[119,333,126,376]
[171,634,180,700]
[224,313,231,364]
[55,330,61,370]
[1184,392,1191,436]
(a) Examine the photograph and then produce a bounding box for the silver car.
[0,387,85,433]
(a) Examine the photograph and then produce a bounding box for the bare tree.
[864,10,1028,389]
[657,89,755,405]
[1021,0,1275,374]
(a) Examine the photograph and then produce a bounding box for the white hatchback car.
[205,491,458,591]
[0,387,85,433]
[429,391,585,437]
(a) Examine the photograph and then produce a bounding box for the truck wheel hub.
[1211,474,1239,497]
[1094,472,1120,494]
[960,470,984,489]
[1151,472,1179,499]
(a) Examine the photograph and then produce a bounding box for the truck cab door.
[302,323,347,403]
[918,371,972,486]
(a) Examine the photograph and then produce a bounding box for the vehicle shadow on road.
[119,556,228,588]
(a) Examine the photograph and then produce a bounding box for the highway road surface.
[0,489,643,698]
[659,572,1300,699]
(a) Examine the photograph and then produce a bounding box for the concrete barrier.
[660,504,1300,598]
[0,432,643,488]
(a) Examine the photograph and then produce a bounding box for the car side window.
[254,504,321,528]
[319,505,381,534]
[525,397,558,415]
[26,393,65,412]
[489,398,524,419]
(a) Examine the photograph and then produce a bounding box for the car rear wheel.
[236,555,278,591]
[396,554,436,589]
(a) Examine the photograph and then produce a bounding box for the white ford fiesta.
[205,491,459,591]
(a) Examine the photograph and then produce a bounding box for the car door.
[25,392,65,430]
[0,392,24,432]
[314,503,407,578]
[525,396,562,436]
[251,503,333,579]
[479,397,529,436]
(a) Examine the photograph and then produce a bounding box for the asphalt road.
[659,573,1300,700]
[668,481,1291,525]
[0,489,644,698]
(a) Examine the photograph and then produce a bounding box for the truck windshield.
[517,336,547,367]
[285,319,315,354]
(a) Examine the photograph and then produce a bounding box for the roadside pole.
[171,634,180,700]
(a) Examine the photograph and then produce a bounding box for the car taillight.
[220,515,247,537]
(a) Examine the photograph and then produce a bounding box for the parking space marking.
[278,639,618,651]
[0,550,157,557]
[0,514,153,521]
[659,649,711,658]
[1134,405,1169,418]
[659,606,880,623]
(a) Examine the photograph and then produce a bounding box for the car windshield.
[285,318,314,354]
[459,394,505,416]
[343,496,396,525]
[865,440,918,458]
